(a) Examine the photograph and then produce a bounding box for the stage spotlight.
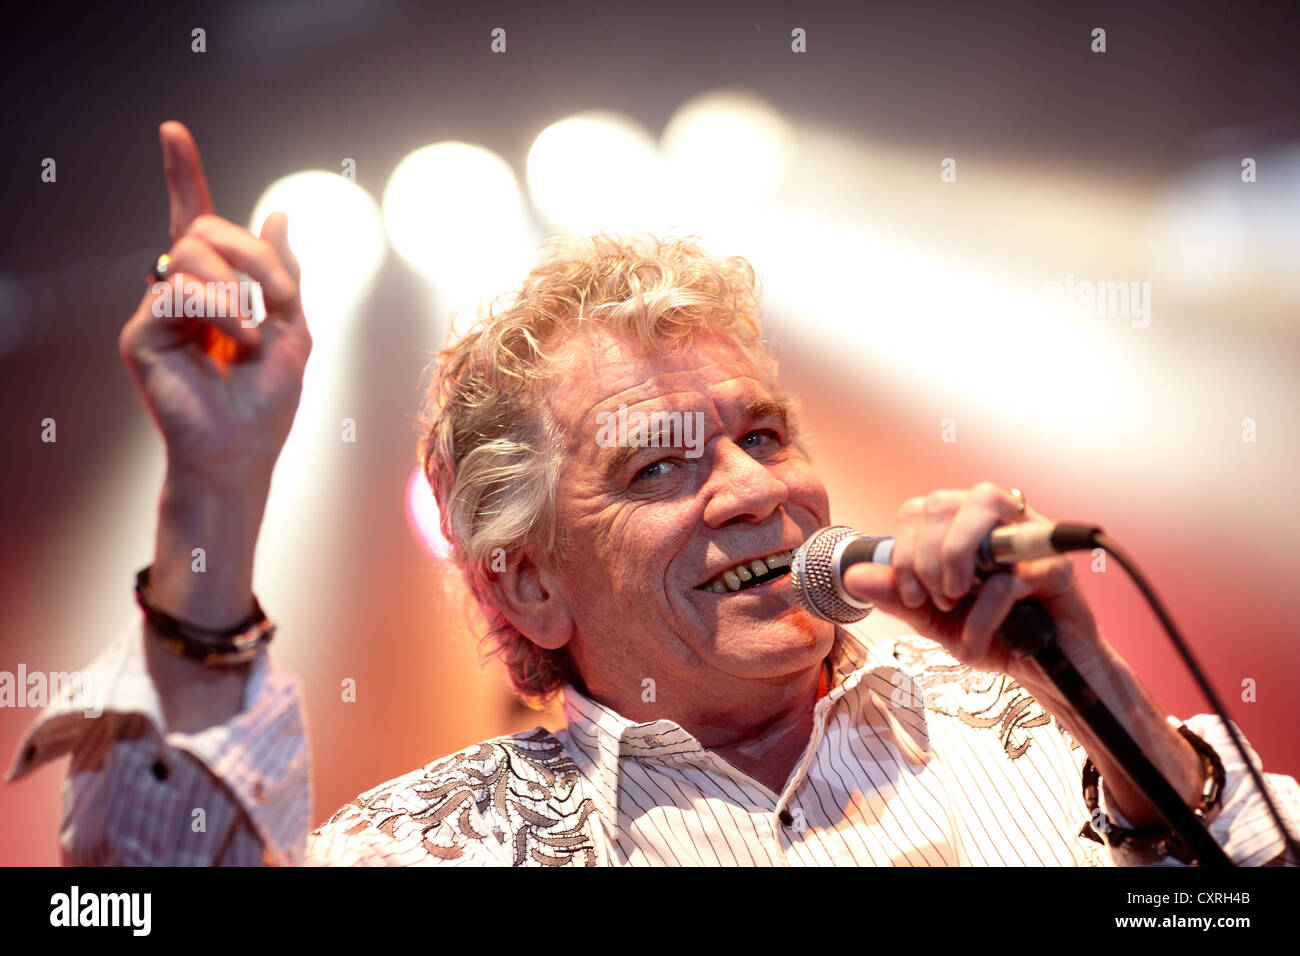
[526,111,662,235]
[249,170,385,333]
[747,212,1127,431]
[1148,143,1300,306]
[661,89,794,225]
[406,463,450,559]
[383,142,530,305]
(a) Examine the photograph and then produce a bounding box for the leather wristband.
[1079,722,1226,864]
[135,565,275,665]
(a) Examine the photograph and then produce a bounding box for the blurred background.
[3,1,1298,865]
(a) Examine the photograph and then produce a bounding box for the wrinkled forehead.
[545,328,774,453]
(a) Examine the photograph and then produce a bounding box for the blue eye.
[635,460,672,482]
[742,429,777,449]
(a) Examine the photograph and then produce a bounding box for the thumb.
[843,562,907,617]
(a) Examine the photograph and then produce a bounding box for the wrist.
[137,565,275,666]
[153,469,270,629]
[163,454,275,500]
[1082,723,1226,863]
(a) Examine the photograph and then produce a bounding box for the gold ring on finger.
[1006,487,1027,522]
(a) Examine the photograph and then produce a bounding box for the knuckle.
[171,235,199,260]
[922,492,959,517]
[972,481,1002,503]
[189,213,224,234]
[1048,557,1076,587]
[898,497,925,521]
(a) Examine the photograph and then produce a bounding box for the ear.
[485,551,574,651]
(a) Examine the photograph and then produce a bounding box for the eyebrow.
[596,397,795,482]
[599,420,681,481]
[742,398,793,431]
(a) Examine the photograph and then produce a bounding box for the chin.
[709,615,835,678]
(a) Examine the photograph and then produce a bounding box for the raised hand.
[119,121,311,486]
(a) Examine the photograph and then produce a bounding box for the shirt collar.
[559,623,932,823]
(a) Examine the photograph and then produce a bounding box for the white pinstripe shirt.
[8,618,1299,866]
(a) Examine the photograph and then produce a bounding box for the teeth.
[702,550,796,593]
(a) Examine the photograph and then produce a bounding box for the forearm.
[1022,639,1204,830]
[147,466,272,733]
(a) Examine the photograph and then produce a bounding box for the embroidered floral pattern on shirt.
[320,727,599,866]
[891,637,1052,760]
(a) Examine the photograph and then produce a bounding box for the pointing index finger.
[160,121,215,243]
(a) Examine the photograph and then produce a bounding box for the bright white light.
[526,111,663,235]
[245,173,385,632]
[249,170,385,332]
[661,90,794,227]
[1148,166,1252,298]
[751,210,1130,430]
[383,142,531,306]
[1148,143,1300,303]
[406,463,450,559]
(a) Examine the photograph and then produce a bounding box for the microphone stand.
[994,599,1231,867]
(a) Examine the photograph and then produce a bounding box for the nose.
[700,436,789,528]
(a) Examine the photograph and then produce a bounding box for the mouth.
[694,549,796,594]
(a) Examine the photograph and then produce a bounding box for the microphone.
[790,521,1100,624]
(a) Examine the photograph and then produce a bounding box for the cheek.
[782,459,831,519]
[563,498,696,601]
[558,498,649,587]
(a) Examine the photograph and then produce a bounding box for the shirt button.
[778,809,794,827]
[644,735,661,747]
[151,760,169,781]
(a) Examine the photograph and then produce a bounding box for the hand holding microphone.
[793,483,1107,683]
[797,485,1262,866]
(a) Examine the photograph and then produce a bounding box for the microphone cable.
[1090,529,1300,863]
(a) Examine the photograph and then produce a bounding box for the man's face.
[538,326,836,701]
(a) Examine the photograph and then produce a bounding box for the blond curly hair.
[420,233,782,706]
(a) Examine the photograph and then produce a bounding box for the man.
[8,122,1299,866]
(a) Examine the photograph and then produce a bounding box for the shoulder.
[307,727,600,867]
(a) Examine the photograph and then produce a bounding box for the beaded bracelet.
[1079,722,1225,864]
[135,565,276,665]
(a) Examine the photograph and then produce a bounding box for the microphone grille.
[791,525,872,624]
